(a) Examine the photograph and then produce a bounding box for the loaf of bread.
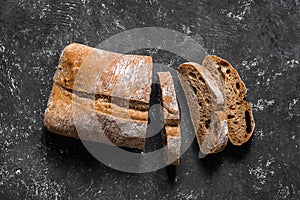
[202,56,255,145]
[178,62,228,155]
[45,43,254,159]
[158,72,181,165]
[44,43,153,149]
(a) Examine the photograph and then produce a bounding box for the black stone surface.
[1,0,300,199]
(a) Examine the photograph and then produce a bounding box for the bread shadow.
[165,165,177,182]
[43,129,142,167]
[194,137,252,174]
[222,138,253,161]
[44,129,95,161]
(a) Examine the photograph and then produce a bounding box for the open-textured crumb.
[178,62,228,155]
[202,56,255,145]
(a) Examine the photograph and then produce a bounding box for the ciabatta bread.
[44,43,153,149]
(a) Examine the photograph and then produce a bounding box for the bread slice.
[158,72,181,165]
[44,43,153,149]
[178,62,228,155]
[202,56,255,145]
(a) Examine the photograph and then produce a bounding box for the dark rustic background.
[1,0,300,199]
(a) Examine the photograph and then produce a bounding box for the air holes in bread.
[189,72,197,79]
[199,76,205,84]
[228,114,235,119]
[191,84,197,94]
[245,110,252,134]
[205,119,211,129]
[205,98,210,104]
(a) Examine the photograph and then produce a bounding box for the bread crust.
[202,56,255,145]
[158,72,181,165]
[44,43,153,149]
[54,43,152,104]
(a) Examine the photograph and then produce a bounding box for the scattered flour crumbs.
[288,98,298,110]
[251,99,275,112]
[176,189,202,200]
[274,181,294,200]
[225,0,254,22]
[181,24,192,35]
[288,98,300,119]
[241,57,299,87]
[248,157,275,191]
[254,129,274,140]
[0,43,5,53]
[286,59,299,69]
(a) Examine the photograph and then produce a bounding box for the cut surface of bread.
[44,43,153,149]
[202,56,255,145]
[178,62,228,155]
[158,72,181,165]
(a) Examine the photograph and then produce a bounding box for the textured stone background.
[1,0,300,199]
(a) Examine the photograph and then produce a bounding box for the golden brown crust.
[54,43,93,90]
[44,43,153,149]
[203,55,255,145]
[54,43,153,104]
[44,84,146,149]
[158,72,181,165]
